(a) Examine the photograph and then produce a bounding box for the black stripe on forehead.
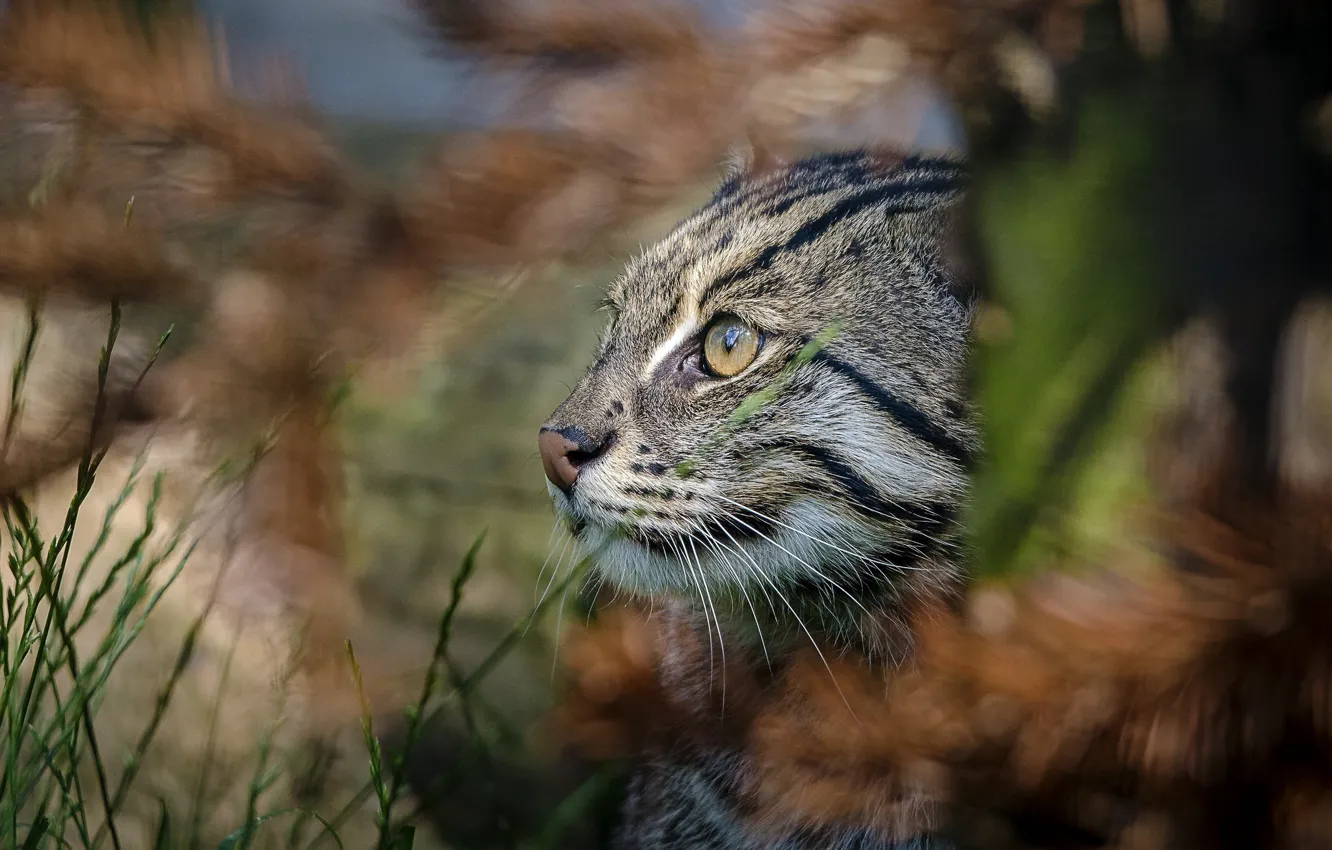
[754,159,925,217]
[695,182,951,311]
[713,150,919,207]
[753,162,956,218]
[705,153,962,223]
[632,153,961,326]
[711,149,870,199]
[684,153,960,266]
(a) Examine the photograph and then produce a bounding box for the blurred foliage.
[968,0,1332,582]
[969,87,1172,577]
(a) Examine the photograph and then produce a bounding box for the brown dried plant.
[0,2,345,202]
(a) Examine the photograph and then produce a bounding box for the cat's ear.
[721,138,789,183]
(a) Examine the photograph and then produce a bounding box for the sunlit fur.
[543,151,973,849]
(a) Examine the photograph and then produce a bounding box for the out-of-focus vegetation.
[5,0,1332,848]
[970,88,1170,576]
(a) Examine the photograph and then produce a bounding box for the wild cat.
[540,149,974,848]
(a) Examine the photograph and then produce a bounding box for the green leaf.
[151,799,171,850]
[20,815,50,850]
[968,87,1174,577]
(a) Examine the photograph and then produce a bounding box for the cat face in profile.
[539,151,976,639]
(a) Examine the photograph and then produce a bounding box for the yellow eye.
[702,316,760,378]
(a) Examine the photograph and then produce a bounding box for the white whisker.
[710,506,877,624]
[534,526,572,605]
[687,531,727,714]
[529,528,574,638]
[532,520,563,595]
[666,532,716,690]
[713,492,931,574]
[694,526,770,672]
[711,522,859,721]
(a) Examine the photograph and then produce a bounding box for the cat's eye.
[701,316,761,378]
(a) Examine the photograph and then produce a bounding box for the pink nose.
[539,429,580,492]
[538,426,611,493]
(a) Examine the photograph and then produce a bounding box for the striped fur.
[543,150,975,848]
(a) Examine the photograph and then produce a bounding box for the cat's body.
[541,150,975,848]
[615,750,933,850]
[595,600,947,850]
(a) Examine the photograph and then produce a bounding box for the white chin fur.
[564,498,895,599]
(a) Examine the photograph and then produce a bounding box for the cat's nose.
[538,426,613,494]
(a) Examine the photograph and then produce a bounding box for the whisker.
[582,569,614,625]
[694,525,771,673]
[528,528,574,637]
[666,532,716,691]
[713,524,859,722]
[532,519,563,596]
[686,531,728,714]
[550,543,588,680]
[712,521,783,626]
[713,493,931,574]
[710,506,878,625]
[536,526,573,601]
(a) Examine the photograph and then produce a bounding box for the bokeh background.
[8,0,1332,847]
[195,0,965,729]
